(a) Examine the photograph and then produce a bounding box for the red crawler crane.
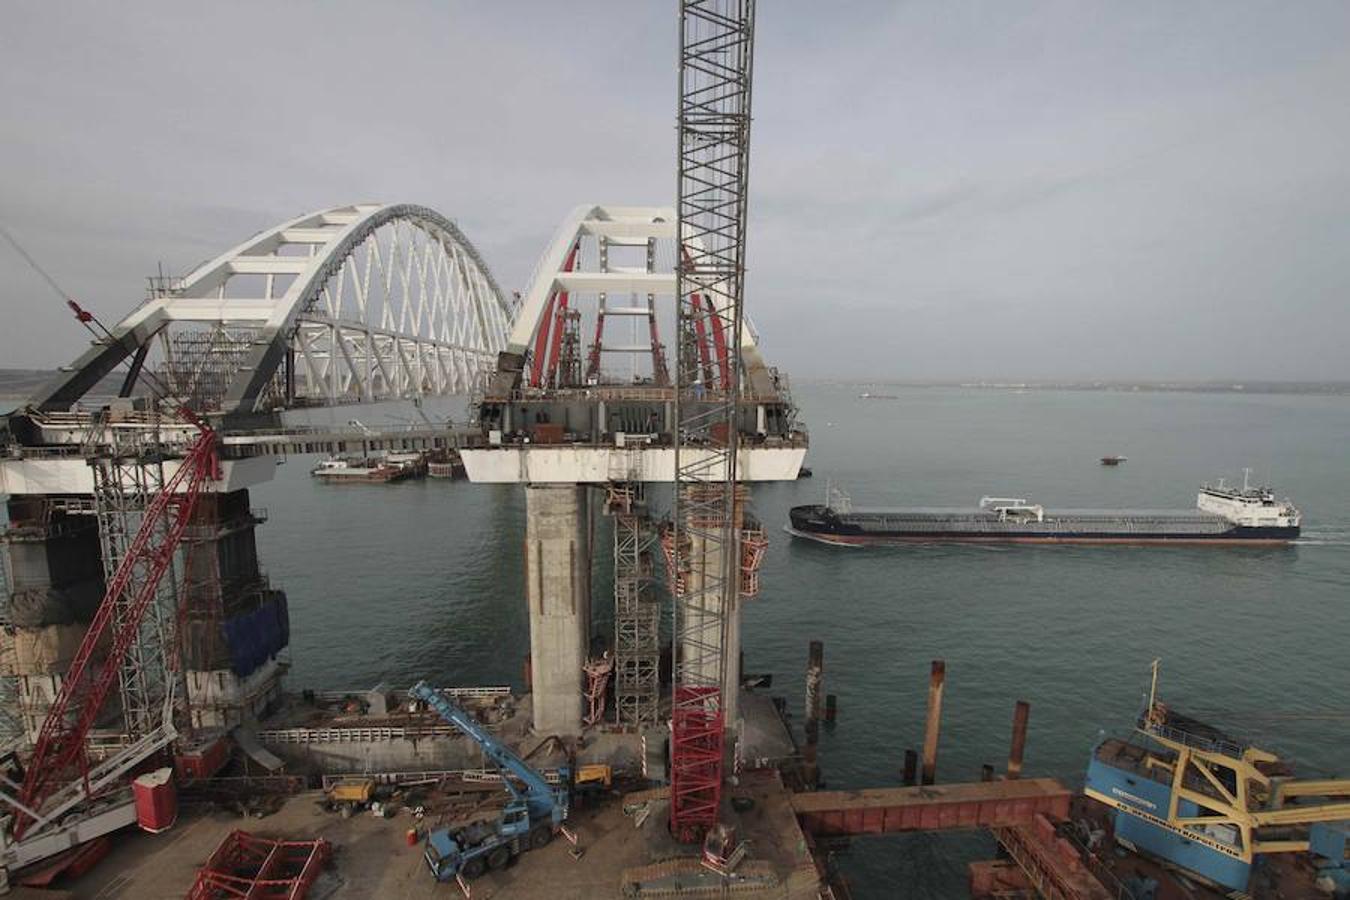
[8,303,220,841]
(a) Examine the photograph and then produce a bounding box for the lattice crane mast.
[669,0,756,842]
[5,298,219,841]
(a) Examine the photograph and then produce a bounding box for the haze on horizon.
[3,2,1348,382]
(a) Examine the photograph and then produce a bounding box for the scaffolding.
[609,481,661,729]
[92,426,182,742]
[554,307,583,390]
[156,326,279,413]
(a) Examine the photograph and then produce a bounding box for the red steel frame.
[528,242,579,387]
[186,829,330,900]
[706,302,730,392]
[12,427,218,839]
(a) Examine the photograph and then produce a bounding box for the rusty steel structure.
[791,778,1073,837]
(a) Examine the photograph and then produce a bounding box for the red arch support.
[528,242,580,387]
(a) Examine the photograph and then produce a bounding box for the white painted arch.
[508,204,766,372]
[33,204,513,417]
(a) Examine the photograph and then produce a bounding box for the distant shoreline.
[3,368,1348,399]
[799,379,1350,396]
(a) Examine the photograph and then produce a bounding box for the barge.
[310,456,417,483]
[788,474,1301,546]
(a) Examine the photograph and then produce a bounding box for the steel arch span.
[488,204,779,398]
[31,203,514,419]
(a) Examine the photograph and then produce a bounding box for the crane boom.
[669,0,756,842]
[8,427,218,840]
[410,681,561,821]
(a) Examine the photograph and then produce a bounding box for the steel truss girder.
[27,205,512,417]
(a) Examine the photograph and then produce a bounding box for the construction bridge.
[0,199,805,875]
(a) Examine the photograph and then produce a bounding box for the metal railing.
[320,767,564,789]
[1139,718,1246,759]
[256,724,458,744]
[306,686,510,705]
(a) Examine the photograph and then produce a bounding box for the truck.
[409,681,569,881]
[324,777,376,818]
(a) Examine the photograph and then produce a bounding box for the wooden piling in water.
[803,641,824,787]
[921,660,945,786]
[1007,700,1030,780]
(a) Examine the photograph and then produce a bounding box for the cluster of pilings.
[902,660,1031,787]
[797,647,1032,791]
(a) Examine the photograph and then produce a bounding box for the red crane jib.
[12,429,218,839]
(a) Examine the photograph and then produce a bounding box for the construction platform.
[51,769,822,899]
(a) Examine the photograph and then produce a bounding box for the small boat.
[1100,455,1127,466]
[310,457,412,483]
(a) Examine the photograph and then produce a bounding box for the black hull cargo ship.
[788,476,1301,547]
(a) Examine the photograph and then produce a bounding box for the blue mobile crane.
[409,681,570,881]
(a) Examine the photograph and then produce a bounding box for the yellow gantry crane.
[1087,660,1350,893]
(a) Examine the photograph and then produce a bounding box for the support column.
[525,485,591,736]
[0,497,104,743]
[180,489,288,731]
[675,485,747,731]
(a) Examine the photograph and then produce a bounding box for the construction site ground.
[52,769,821,899]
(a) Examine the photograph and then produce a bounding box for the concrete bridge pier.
[179,489,288,731]
[677,484,748,733]
[0,497,105,742]
[524,484,592,736]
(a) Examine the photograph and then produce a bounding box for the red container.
[132,767,178,833]
[175,732,231,782]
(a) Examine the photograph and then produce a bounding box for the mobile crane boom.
[410,681,569,882]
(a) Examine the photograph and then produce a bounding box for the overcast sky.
[3,2,1348,380]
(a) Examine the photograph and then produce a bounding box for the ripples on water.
[257,386,1350,896]
[7,388,1347,897]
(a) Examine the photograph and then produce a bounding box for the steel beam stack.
[669,0,756,842]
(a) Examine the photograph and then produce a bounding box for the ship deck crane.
[409,681,569,881]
